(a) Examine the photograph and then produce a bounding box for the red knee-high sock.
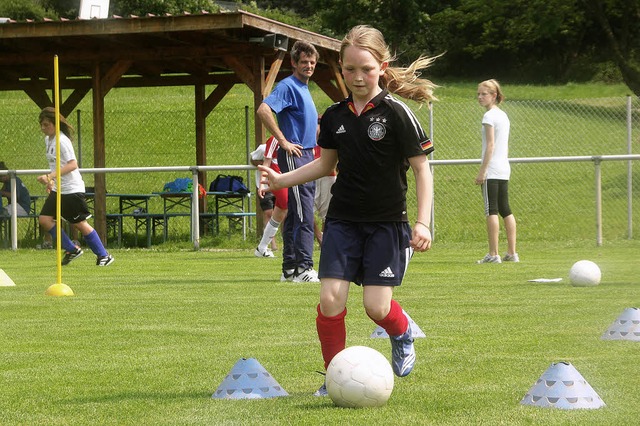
[316,304,347,370]
[369,299,408,337]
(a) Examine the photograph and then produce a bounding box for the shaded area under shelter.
[0,10,347,241]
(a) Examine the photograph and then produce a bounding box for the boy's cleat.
[502,253,520,262]
[477,254,502,264]
[390,321,416,377]
[313,381,328,397]
[293,268,320,283]
[61,247,83,266]
[96,254,115,266]
[280,269,295,282]
[254,247,275,258]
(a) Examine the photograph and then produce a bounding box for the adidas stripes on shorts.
[481,179,512,218]
[318,218,413,286]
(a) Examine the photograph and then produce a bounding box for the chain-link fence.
[1,93,638,248]
[418,96,639,243]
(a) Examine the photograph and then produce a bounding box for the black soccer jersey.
[318,90,434,222]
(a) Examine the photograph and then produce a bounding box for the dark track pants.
[278,148,316,272]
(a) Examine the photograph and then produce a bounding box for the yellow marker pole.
[46,55,74,297]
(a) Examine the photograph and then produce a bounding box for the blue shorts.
[318,218,413,286]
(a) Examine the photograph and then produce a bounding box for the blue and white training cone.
[601,307,640,341]
[212,357,289,400]
[520,362,605,410]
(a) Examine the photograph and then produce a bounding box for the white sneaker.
[502,253,520,262]
[293,268,320,283]
[96,254,115,267]
[477,254,502,264]
[254,247,274,258]
[280,269,295,282]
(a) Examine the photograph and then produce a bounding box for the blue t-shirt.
[1,176,31,213]
[263,75,318,149]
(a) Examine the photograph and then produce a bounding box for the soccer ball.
[569,260,601,287]
[326,346,394,408]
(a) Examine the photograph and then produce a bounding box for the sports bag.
[210,174,249,193]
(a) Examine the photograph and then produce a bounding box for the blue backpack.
[210,174,249,193]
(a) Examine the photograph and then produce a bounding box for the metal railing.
[2,154,637,250]
[1,165,253,251]
[430,154,639,246]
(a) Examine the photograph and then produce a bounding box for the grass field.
[1,240,639,425]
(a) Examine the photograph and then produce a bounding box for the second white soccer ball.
[326,345,394,408]
[569,260,601,287]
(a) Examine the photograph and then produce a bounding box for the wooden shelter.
[0,10,347,240]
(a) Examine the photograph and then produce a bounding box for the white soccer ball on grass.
[569,260,601,287]
[325,345,394,408]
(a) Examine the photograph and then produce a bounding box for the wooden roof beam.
[23,78,52,110]
[223,55,254,87]
[100,60,133,97]
[262,50,286,98]
[326,56,347,98]
[61,86,91,117]
[203,81,234,116]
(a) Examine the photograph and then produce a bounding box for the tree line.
[1,0,638,95]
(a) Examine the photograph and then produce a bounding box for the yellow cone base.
[45,283,74,297]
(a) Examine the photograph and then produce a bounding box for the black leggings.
[482,179,512,217]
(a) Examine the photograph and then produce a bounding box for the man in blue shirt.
[257,40,320,283]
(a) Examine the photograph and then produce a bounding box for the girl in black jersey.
[259,25,437,395]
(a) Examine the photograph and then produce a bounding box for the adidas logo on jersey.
[336,125,346,134]
[379,267,395,278]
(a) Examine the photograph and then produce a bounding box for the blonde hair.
[478,79,505,105]
[39,107,74,139]
[340,25,438,104]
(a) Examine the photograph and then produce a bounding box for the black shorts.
[318,218,413,286]
[40,192,92,224]
[482,179,512,217]
[259,191,276,211]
